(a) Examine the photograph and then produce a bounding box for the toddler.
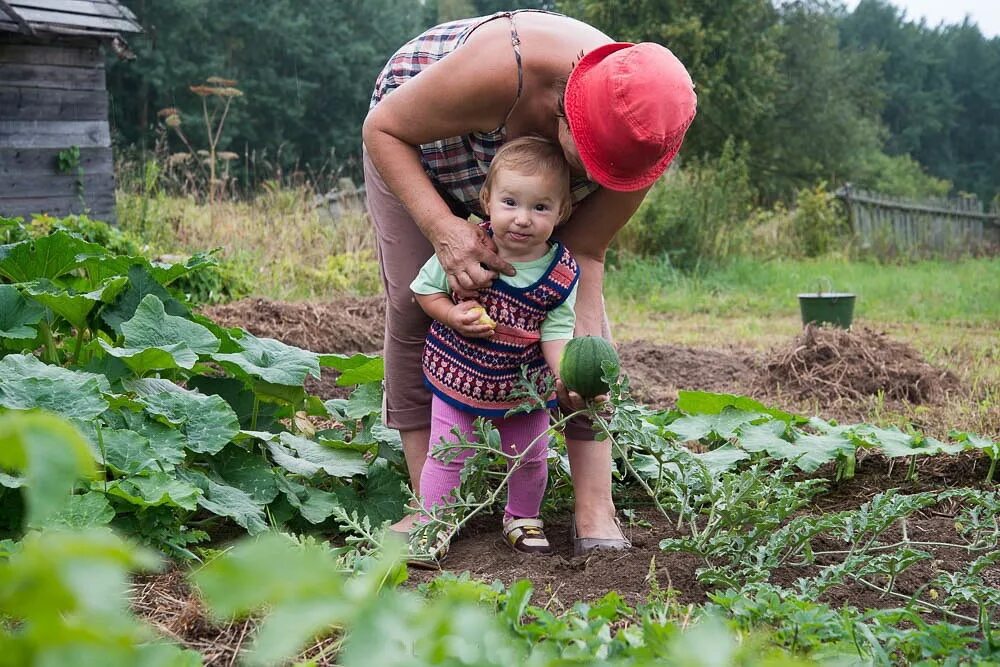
[409,136,578,554]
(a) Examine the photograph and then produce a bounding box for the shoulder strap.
[498,12,524,128]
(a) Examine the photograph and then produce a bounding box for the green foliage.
[789,183,850,257]
[108,0,429,177]
[0,217,406,555]
[841,0,1000,201]
[854,150,953,199]
[618,139,754,270]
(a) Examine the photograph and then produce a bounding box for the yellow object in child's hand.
[470,306,496,329]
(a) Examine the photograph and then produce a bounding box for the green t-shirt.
[410,244,577,341]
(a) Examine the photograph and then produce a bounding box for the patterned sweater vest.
[422,242,579,417]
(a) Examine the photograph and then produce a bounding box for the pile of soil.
[754,324,963,405]
[202,297,384,354]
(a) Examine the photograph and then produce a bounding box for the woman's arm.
[363,28,523,293]
[554,186,650,336]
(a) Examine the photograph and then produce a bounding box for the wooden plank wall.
[838,186,1000,257]
[0,35,116,222]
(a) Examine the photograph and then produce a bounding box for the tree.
[107,0,429,180]
[558,0,783,166]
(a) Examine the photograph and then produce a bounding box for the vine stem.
[806,538,989,559]
[852,576,979,624]
[72,326,86,364]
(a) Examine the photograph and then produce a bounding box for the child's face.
[485,168,566,258]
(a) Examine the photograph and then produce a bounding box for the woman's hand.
[447,300,496,338]
[434,219,515,299]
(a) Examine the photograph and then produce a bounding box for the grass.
[604,254,999,438]
[116,188,381,301]
[604,254,1000,324]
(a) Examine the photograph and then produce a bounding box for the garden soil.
[158,297,997,665]
[201,296,973,428]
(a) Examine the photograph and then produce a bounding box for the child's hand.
[447,301,496,338]
[555,378,609,411]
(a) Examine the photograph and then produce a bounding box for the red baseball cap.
[564,42,697,191]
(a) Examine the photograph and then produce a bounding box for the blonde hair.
[480,136,573,223]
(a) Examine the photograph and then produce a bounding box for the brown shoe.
[503,517,552,554]
[571,515,631,556]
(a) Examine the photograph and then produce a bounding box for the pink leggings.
[420,397,550,519]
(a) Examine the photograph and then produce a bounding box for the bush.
[789,183,851,257]
[854,151,952,199]
[24,213,142,256]
[615,139,755,272]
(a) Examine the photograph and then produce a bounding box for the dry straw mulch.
[754,324,963,405]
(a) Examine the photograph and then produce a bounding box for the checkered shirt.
[370,12,598,218]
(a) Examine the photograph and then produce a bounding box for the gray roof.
[0,0,141,38]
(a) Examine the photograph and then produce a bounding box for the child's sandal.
[503,517,551,554]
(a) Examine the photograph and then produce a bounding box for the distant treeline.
[107,0,1000,203]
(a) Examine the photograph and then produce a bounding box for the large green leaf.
[23,277,128,329]
[0,230,106,282]
[79,425,168,475]
[104,472,201,510]
[45,491,115,529]
[179,469,267,534]
[212,331,321,387]
[101,264,190,334]
[0,284,44,340]
[140,388,240,455]
[325,382,383,421]
[736,421,794,457]
[667,408,766,442]
[785,429,857,473]
[211,444,280,504]
[122,294,219,354]
[0,410,96,528]
[187,376,280,431]
[275,474,342,524]
[319,353,384,386]
[264,432,368,478]
[676,390,801,424]
[950,431,998,458]
[0,354,109,419]
[98,339,199,373]
[351,463,407,525]
[690,445,750,476]
[110,409,187,467]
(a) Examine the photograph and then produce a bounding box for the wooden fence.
[836,185,1000,256]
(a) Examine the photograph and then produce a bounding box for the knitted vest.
[422,242,579,416]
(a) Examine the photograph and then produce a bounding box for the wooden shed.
[0,0,140,223]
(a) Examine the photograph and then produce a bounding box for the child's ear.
[479,187,490,216]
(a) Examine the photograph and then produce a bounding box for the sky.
[842,0,1000,37]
